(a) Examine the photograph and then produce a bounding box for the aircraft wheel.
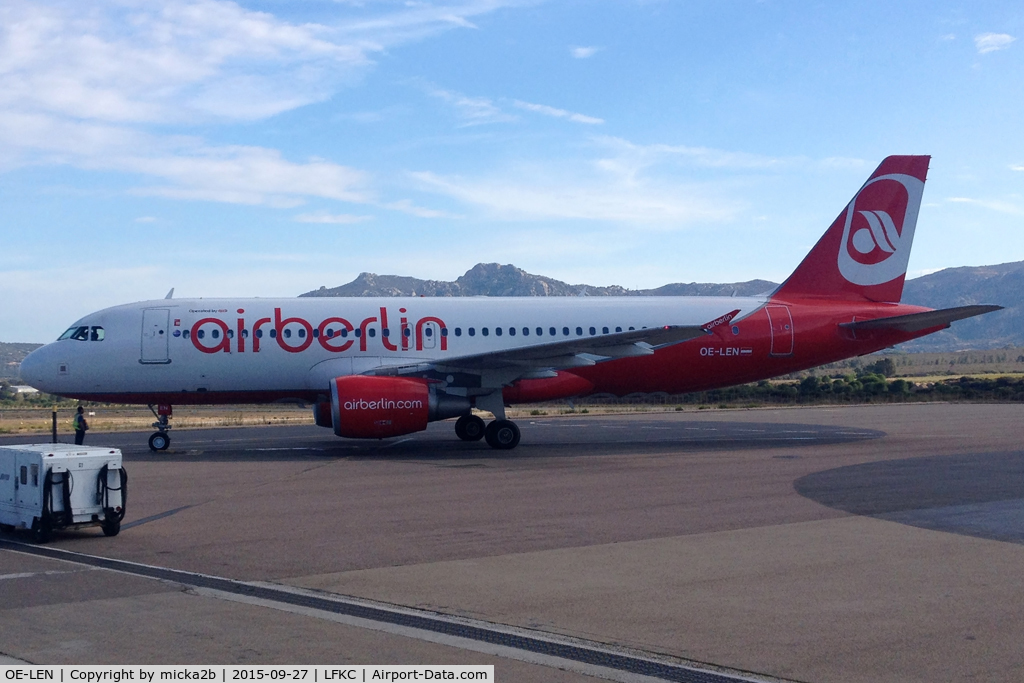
[484,420,520,450]
[455,414,486,441]
[148,432,170,451]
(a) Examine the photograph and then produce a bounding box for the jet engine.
[324,376,470,439]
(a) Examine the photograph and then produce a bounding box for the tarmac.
[2,403,1023,682]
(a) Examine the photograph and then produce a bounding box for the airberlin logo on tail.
[837,173,925,286]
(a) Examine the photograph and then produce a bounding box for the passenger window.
[550,327,556,336]
[455,328,462,337]
[242,329,249,338]
[298,329,306,338]
[341,329,349,338]
[368,329,376,338]
[197,330,205,339]
[482,328,489,336]
[255,329,262,338]
[424,327,431,337]
[602,327,609,334]
[536,327,543,336]
[283,329,290,339]
[589,327,596,335]
[499,327,506,337]
[402,329,410,337]
[382,328,390,337]
[183,330,190,339]
[354,329,362,338]
[469,328,476,337]
[31,465,38,487]
[523,327,529,336]
[312,329,319,338]
[441,328,448,336]
[227,329,234,339]
[90,326,105,341]
[270,329,277,338]
[629,327,635,331]
[616,327,622,333]
[326,329,335,338]
[212,329,221,339]
[576,327,583,336]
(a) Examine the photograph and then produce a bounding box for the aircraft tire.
[485,420,520,450]
[455,414,486,441]
[148,432,170,451]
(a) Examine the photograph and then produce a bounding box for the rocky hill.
[302,263,776,299]
[0,343,42,380]
[302,261,1022,351]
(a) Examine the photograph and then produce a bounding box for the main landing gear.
[147,403,172,451]
[454,414,521,450]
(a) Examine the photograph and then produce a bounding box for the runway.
[2,404,1024,682]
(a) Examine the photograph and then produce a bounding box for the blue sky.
[1,0,1021,342]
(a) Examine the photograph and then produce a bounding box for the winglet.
[165,288,175,300]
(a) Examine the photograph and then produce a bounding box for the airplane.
[18,155,1001,451]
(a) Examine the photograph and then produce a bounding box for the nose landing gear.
[147,404,172,451]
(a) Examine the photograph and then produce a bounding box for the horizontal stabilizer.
[838,305,1003,333]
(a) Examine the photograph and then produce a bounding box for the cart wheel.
[101,516,121,537]
[31,517,52,544]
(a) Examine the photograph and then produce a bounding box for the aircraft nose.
[18,346,50,390]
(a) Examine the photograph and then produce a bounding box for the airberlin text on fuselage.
[343,398,423,411]
[189,307,448,355]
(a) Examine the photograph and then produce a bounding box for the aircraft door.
[141,308,171,364]
[765,305,794,356]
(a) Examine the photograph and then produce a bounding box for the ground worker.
[73,406,89,445]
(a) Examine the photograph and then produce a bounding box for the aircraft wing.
[838,305,1003,333]
[370,323,710,376]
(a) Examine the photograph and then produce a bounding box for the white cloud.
[135,216,157,223]
[570,46,599,59]
[974,33,1016,54]
[427,87,517,125]
[1011,164,1024,172]
[294,212,372,224]
[513,100,603,125]
[0,111,370,207]
[385,199,461,219]
[410,169,734,225]
[946,196,1024,216]
[0,0,522,207]
[0,0,370,125]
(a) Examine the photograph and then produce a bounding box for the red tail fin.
[773,155,930,303]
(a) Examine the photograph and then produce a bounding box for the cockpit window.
[58,326,90,341]
[90,326,105,341]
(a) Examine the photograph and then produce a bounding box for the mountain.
[0,343,42,380]
[301,261,1023,351]
[898,262,1024,351]
[301,263,777,299]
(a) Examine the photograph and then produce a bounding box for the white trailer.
[0,444,127,543]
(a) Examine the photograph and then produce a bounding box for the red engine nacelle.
[329,376,432,438]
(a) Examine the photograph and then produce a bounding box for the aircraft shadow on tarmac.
[30,419,888,463]
[795,451,1024,545]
